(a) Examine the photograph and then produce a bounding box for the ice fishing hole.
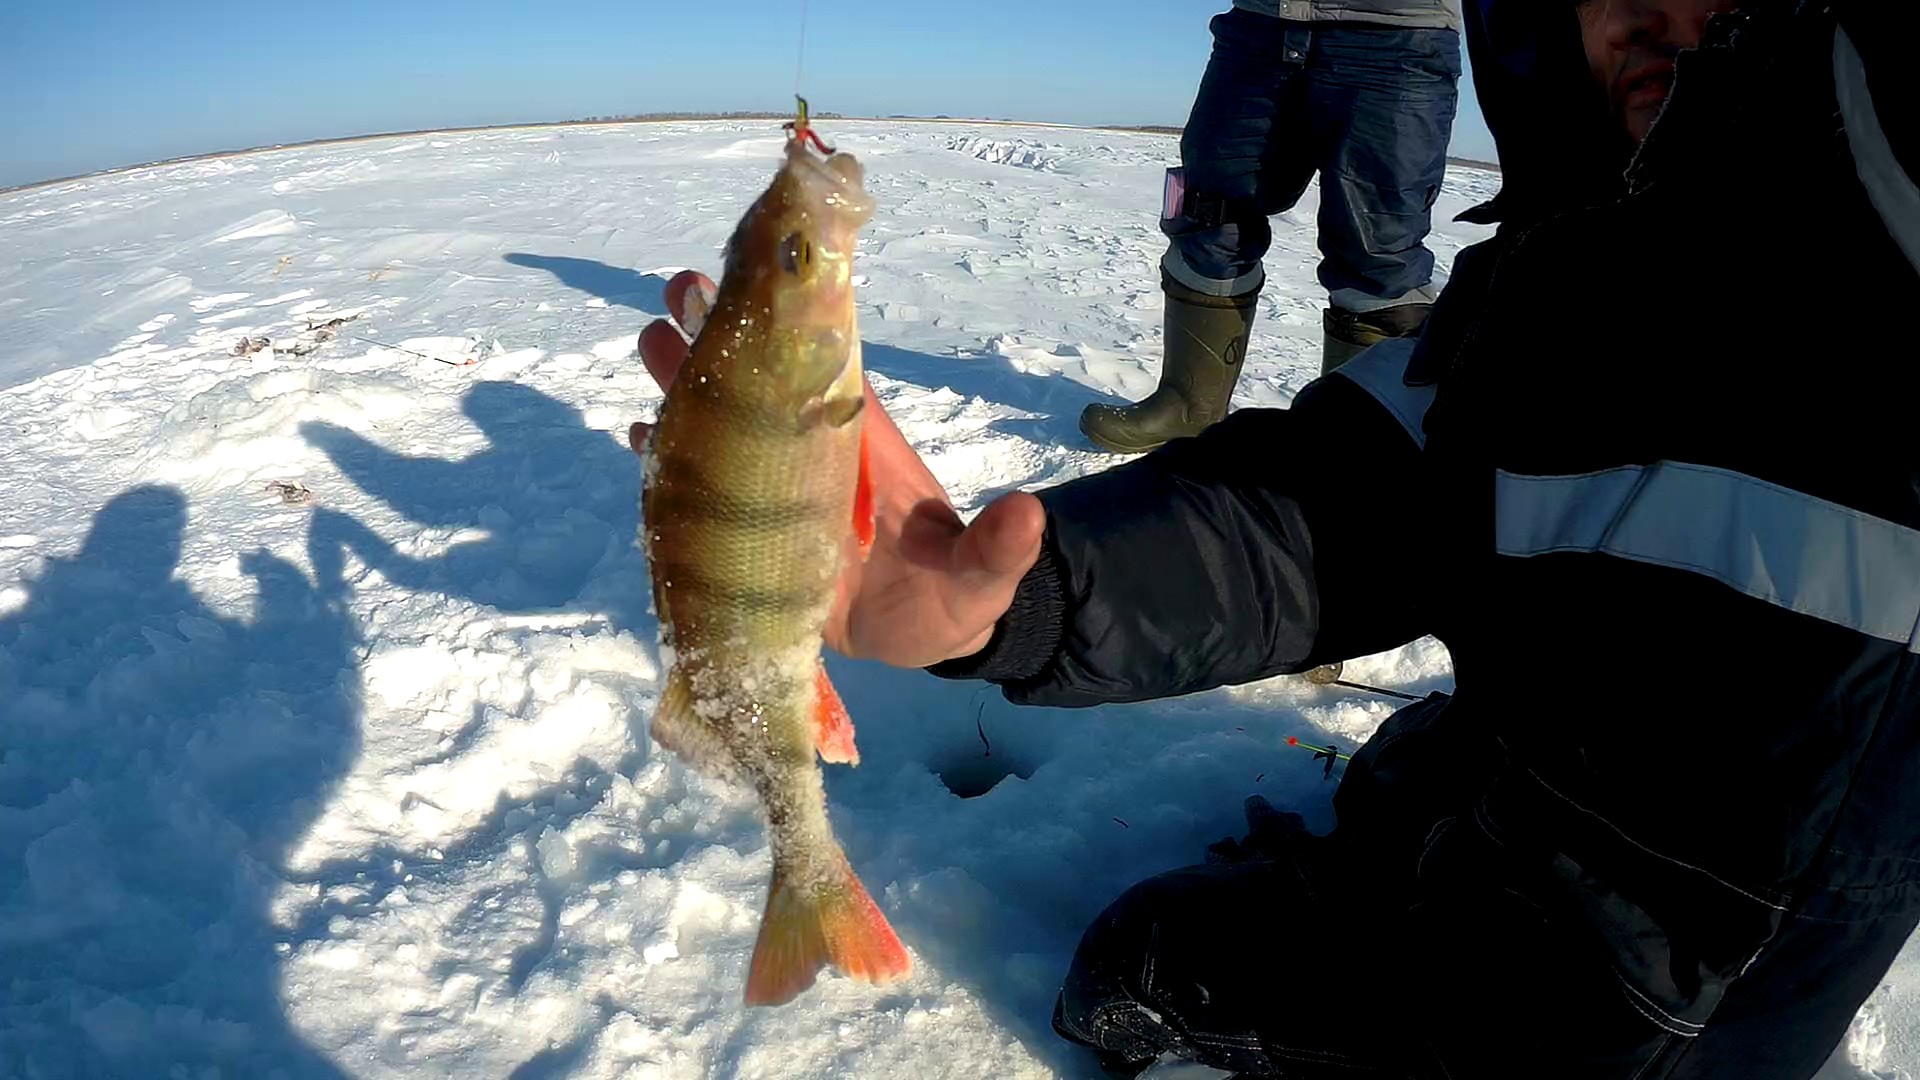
[934,748,1035,799]
[931,701,1039,799]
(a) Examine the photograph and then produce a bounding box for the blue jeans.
[1166,10,1462,310]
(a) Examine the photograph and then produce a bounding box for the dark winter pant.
[1050,819,1682,1078]
[1051,837,1411,1077]
[1050,695,1907,1078]
[1165,10,1461,310]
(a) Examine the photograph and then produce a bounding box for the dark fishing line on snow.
[344,333,469,367]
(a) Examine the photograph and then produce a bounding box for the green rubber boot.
[1321,302,1433,376]
[1080,273,1257,454]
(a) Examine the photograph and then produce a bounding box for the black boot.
[1206,795,1310,865]
[1080,273,1256,454]
[1321,302,1432,375]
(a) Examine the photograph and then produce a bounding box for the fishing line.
[344,333,469,367]
[793,0,811,97]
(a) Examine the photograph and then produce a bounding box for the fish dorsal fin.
[651,666,742,782]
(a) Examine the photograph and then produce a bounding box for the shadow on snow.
[500,252,1112,450]
[300,379,650,633]
[0,486,360,1079]
[501,253,671,314]
[283,269,1362,1074]
[0,218,1377,1073]
[860,340,1109,451]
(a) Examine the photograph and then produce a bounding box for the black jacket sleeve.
[929,373,1434,707]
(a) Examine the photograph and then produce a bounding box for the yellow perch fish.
[640,109,906,1006]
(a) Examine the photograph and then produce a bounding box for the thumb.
[638,319,690,392]
[950,492,1045,590]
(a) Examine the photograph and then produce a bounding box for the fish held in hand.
[640,112,904,1006]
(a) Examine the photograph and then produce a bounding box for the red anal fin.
[813,663,859,765]
[852,425,875,556]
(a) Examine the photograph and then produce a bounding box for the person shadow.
[0,485,361,1079]
[860,340,1109,449]
[501,253,671,313]
[300,380,649,633]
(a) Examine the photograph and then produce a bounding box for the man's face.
[1575,0,1740,143]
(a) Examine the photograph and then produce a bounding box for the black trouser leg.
[1052,846,1414,1078]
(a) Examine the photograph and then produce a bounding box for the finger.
[951,492,1045,586]
[664,270,717,339]
[628,421,652,456]
[933,493,1044,661]
[638,318,690,392]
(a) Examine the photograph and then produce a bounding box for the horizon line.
[2,113,1501,196]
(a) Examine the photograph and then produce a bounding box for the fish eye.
[779,232,813,275]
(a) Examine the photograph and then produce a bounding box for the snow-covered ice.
[0,120,1906,1078]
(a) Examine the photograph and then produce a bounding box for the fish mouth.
[783,139,875,224]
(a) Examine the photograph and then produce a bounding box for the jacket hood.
[1462,1,1913,226]
[1456,0,1627,225]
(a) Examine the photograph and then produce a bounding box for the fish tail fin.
[812,663,860,765]
[744,856,910,1006]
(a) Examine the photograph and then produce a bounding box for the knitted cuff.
[924,543,1065,685]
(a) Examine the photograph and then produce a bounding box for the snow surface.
[0,120,1907,1079]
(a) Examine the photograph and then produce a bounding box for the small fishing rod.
[783,0,836,157]
[1282,663,1430,777]
[1304,662,1423,702]
[1284,735,1352,778]
[1331,679,1421,702]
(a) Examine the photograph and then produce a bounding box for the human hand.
[631,270,1045,668]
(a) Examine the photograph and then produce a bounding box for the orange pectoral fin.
[851,426,875,557]
[813,663,860,765]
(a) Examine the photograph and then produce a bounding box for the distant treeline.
[572,111,846,123]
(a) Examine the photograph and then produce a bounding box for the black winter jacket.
[934,4,1920,1074]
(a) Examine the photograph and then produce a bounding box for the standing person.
[1078,0,1463,455]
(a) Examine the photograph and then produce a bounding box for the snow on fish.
[638,106,907,1006]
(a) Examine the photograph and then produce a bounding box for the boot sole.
[1079,414,1168,455]
[1083,432,1165,455]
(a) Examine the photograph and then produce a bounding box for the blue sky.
[0,0,1495,188]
